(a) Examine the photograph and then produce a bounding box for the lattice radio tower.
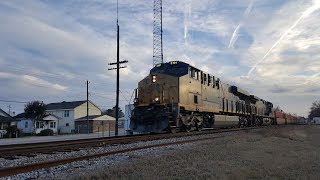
[153,0,163,66]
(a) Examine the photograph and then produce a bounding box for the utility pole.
[8,105,11,115]
[87,80,90,134]
[108,0,128,136]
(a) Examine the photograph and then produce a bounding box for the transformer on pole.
[153,0,163,66]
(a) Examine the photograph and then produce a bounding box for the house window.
[50,122,56,128]
[25,121,28,128]
[66,123,69,127]
[36,122,40,129]
[36,122,44,128]
[3,123,8,129]
[64,110,69,117]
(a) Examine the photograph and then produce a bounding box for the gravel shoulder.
[66,125,320,180]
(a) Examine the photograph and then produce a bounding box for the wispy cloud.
[184,1,192,44]
[228,0,254,48]
[247,0,320,76]
[0,71,68,91]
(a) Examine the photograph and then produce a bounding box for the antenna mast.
[153,0,163,66]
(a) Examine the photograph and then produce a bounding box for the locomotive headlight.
[152,75,157,83]
[134,98,139,103]
[155,97,160,102]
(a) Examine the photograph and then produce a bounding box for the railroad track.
[0,126,268,178]
[0,127,259,158]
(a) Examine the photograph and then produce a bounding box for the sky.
[0,0,319,117]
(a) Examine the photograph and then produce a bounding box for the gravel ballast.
[3,125,317,180]
[1,130,239,180]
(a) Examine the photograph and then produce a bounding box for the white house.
[15,113,59,134]
[15,113,33,134]
[46,100,102,134]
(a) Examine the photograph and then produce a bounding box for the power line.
[0,99,28,104]
[119,89,130,104]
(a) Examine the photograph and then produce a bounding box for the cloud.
[247,0,320,76]
[0,0,320,117]
[0,71,67,91]
[228,0,254,48]
[22,75,68,91]
[269,85,291,93]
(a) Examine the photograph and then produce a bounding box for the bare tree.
[309,101,320,119]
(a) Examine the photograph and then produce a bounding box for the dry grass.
[67,125,320,180]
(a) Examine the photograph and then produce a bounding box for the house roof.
[77,115,101,120]
[43,114,60,121]
[76,115,115,121]
[46,100,103,111]
[46,100,87,110]
[14,112,26,119]
[0,108,14,122]
[43,114,60,119]
[15,113,60,120]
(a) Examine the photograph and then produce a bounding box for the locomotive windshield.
[150,61,189,77]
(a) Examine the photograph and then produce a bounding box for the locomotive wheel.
[196,123,203,131]
[239,118,247,128]
[170,127,179,133]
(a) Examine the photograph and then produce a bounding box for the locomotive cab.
[130,61,188,132]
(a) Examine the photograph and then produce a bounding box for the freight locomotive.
[130,61,276,133]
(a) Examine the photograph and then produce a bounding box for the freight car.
[275,111,286,125]
[275,111,298,125]
[130,61,276,133]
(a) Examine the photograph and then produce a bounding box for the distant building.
[297,116,307,124]
[0,108,16,138]
[46,100,102,134]
[124,104,134,134]
[15,113,59,134]
[14,113,32,134]
[75,115,115,133]
[313,117,320,124]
